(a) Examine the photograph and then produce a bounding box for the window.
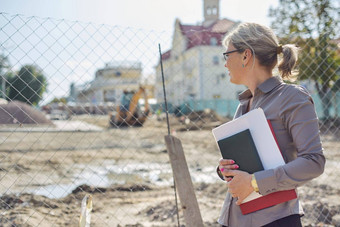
[213,56,219,65]
[212,7,217,15]
[216,74,220,85]
[210,37,217,46]
[207,7,211,15]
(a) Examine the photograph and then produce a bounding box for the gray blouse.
[218,76,325,227]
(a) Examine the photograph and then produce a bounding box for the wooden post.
[164,135,204,227]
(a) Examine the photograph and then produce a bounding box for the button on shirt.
[218,76,325,227]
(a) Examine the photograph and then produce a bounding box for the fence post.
[164,135,204,227]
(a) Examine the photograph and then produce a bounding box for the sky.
[0,0,279,104]
[1,0,278,31]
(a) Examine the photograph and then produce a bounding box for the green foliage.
[3,71,15,99]
[49,97,67,104]
[8,65,48,106]
[269,0,340,118]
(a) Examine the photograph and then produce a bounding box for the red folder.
[240,190,297,214]
[239,120,297,215]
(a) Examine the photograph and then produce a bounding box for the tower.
[203,0,220,25]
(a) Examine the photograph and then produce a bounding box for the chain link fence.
[0,13,340,226]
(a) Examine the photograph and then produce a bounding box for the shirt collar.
[238,76,283,101]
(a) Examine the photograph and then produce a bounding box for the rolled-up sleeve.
[255,86,325,196]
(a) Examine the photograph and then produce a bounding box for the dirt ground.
[0,115,340,227]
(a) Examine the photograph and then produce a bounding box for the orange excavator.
[109,87,150,127]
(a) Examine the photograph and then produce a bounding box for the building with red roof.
[155,0,245,116]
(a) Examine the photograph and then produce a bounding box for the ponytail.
[278,44,299,79]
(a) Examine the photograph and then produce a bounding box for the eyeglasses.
[223,49,240,61]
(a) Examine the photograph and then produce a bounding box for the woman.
[217,22,325,226]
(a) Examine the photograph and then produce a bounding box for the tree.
[8,65,48,106]
[0,53,11,99]
[269,0,340,120]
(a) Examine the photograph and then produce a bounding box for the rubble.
[176,109,231,131]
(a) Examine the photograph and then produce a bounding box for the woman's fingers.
[225,171,254,205]
[218,159,239,180]
[236,196,245,205]
[219,164,239,172]
[228,185,240,199]
[219,159,238,172]
[219,159,235,165]
[224,176,233,182]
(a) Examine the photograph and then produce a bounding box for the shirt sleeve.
[255,86,326,196]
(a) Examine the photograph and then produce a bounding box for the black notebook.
[217,129,264,174]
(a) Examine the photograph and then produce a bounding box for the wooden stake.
[164,135,204,227]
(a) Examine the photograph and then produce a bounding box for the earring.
[242,64,245,68]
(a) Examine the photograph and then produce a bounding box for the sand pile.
[0,100,52,124]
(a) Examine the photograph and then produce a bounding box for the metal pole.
[159,43,181,227]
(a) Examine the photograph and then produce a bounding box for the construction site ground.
[0,115,339,226]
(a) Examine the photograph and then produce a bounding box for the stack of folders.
[212,108,297,215]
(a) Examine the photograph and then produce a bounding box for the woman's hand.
[219,159,239,182]
[224,169,254,205]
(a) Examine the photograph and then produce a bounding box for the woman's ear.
[243,49,252,66]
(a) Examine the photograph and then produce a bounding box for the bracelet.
[251,174,259,193]
[216,166,225,181]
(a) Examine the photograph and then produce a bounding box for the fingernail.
[220,168,224,172]
[231,160,235,164]
[235,165,239,169]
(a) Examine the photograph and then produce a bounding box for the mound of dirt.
[176,109,231,131]
[0,101,52,124]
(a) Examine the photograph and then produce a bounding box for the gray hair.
[223,22,299,78]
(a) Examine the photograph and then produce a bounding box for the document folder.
[217,129,264,174]
[212,108,297,215]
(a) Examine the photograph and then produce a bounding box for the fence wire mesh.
[0,12,340,227]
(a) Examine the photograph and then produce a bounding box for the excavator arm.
[112,86,149,127]
[125,87,145,122]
